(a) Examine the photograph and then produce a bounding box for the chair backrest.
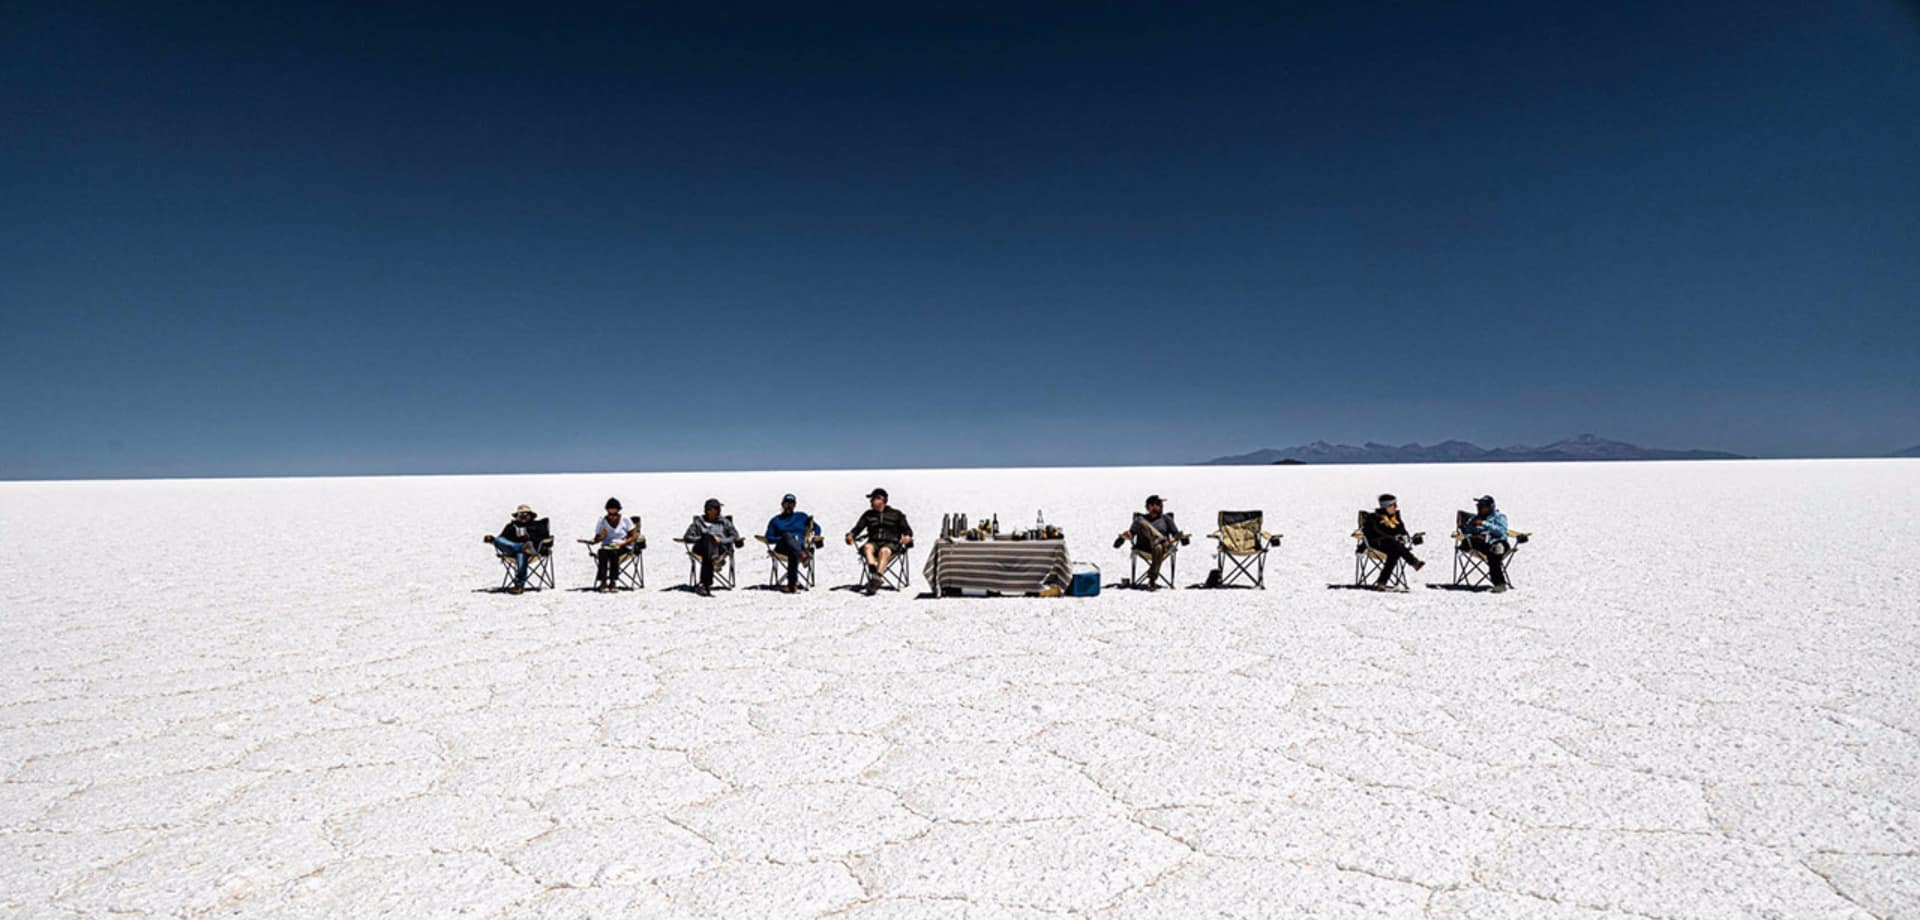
[1456,510,1472,530]
[1216,510,1263,555]
[527,517,552,543]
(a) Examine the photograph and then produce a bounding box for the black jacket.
[848,507,912,544]
[498,517,552,546]
[1361,510,1409,548]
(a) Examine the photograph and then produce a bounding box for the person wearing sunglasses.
[483,503,545,594]
[1361,493,1425,589]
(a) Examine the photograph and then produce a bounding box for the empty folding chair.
[1208,510,1282,588]
[497,517,556,591]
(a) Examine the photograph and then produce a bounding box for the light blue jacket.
[1463,510,1510,543]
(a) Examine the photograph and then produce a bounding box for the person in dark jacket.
[765,493,823,593]
[1361,493,1424,589]
[845,488,913,595]
[483,503,547,594]
[682,498,744,596]
[1114,494,1188,590]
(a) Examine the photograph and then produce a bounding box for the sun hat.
[514,504,534,515]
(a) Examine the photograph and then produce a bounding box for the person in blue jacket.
[1460,495,1513,592]
[764,494,823,593]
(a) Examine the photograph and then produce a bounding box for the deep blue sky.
[4,1,1917,478]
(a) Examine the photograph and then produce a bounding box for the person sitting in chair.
[484,503,545,595]
[1115,494,1188,590]
[765,493,822,594]
[683,498,744,597]
[589,497,640,593]
[845,488,913,596]
[1461,494,1513,593]
[1362,493,1424,590]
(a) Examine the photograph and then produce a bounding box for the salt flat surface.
[2,460,1916,919]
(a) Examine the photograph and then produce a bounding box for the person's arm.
[682,519,704,542]
[726,518,743,545]
[897,511,913,546]
[765,517,781,543]
[846,510,870,543]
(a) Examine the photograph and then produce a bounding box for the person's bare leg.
[862,544,879,571]
[875,546,893,576]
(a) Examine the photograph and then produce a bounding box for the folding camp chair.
[1127,512,1183,590]
[496,518,555,591]
[854,538,911,590]
[1451,510,1530,588]
[1352,511,1421,591]
[1208,510,1281,589]
[757,527,823,589]
[676,516,739,590]
[584,516,646,590]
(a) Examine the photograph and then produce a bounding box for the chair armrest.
[1205,531,1221,540]
[755,536,771,544]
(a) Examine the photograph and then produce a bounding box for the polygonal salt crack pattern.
[2,463,1917,918]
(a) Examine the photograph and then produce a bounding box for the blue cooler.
[1068,562,1101,597]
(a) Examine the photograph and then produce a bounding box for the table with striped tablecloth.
[923,538,1072,596]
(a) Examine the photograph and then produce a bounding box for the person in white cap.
[484,504,544,594]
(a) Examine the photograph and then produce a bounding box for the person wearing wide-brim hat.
[845,488,913,595]
[484,503,546,594]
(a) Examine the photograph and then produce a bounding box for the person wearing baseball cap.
[483,503,548,594]
[1460,495,1513,592]
[1114,494,1188,590]
[764,493,823,593]
[681,498,744,596]
[845,488,913,595]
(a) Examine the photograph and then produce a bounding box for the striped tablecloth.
[924,539,1072,596]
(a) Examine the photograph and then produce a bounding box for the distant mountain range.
[1892,445,1920,458]
[1203,434,1749,465]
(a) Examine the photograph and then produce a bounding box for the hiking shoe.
[1491,584,1509,594]
[509,585,523,595]
[695,585,712,597]
[1410,560,1425,571]
[781,584,796,594]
